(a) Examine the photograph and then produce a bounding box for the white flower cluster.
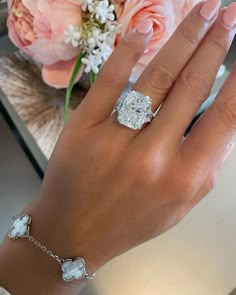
[64,0,120,74]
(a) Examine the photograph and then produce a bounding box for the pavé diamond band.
[8,214,96,282]
[116,90,158,130]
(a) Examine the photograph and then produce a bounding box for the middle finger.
[133,0,221,115]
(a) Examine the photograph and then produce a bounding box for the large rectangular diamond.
[117,90,153,130]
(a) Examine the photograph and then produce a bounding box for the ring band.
[116,90,157,130]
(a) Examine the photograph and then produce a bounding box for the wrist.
[0,235,80,295]
[26,198,109,274]
[0,198,109,295]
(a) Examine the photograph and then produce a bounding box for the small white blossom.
[87,37,97,51]
[95,0,115,24]
[106,21,122,34]
[91,27,103,41]
[79,0,93,11]
[64,25,80,47]
[84,27,101,51]
[65,0,118,75]
[82,53,102,73]
[88,3,95,13]
[96,40,112,61]
[85,28,110,52]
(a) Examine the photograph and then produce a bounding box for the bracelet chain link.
[27,235,64,264]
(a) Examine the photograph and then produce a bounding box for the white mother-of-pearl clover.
[61,257,86,281]
[8,214,31,239]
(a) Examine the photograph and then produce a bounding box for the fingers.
[73,20,153,128]
[150,5,236,142]
[133,0,221,113]
[182,62,236,176]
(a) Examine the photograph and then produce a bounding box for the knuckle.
[141,64,175,94]
[99,64,123,86]
[131,150,162,185]
[215,95,236,132]
[120,33,144,59]
[179,70,211,103]
[172,169,202,205]
[166,177,192,205]
[98,32,145,86]
[208,33,229,56]
[177,25,200,48]
[203,174,217,194]
[135,161,158,185]
[174,180,195,204]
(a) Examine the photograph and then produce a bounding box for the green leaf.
[90,71,97,86]
[64,52,84,123]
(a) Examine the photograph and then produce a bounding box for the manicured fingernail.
[136,19,153,35]
[222,3,236,28]
[222,142,235,163]
[200,0,221,21]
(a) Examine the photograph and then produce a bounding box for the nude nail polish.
[222,2,236,28]
[200,0,221,21]
[136,19,153,35]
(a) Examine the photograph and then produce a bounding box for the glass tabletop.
[0,37,48,174]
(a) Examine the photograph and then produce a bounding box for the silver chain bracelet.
[8,214,96,281]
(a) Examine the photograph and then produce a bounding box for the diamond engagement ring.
[116,90,157,130]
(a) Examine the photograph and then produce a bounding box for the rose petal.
[42,58,83,89]
[22,0,38,15]
[33,17,50,41]
[27,39,59,64]
[7,17,28,49]
[7,0,83,65]
[7,0,14,9]
[50,1,83,61]
[116,0,200,83]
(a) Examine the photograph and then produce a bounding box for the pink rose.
[115,0,201,82]
[172,0,202,23]
[7,0,83,88]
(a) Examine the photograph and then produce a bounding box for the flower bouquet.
[7,0,208,121]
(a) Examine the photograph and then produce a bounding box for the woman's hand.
[35,0,236,271]
[1,1,236,294]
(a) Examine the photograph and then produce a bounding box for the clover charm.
[61,257,87,281]
[8,214,31,240]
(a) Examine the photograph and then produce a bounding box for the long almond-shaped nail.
[222,2,236,28]
[136,19,153,35]
[222,142,235,163]
[200,0,221,21]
